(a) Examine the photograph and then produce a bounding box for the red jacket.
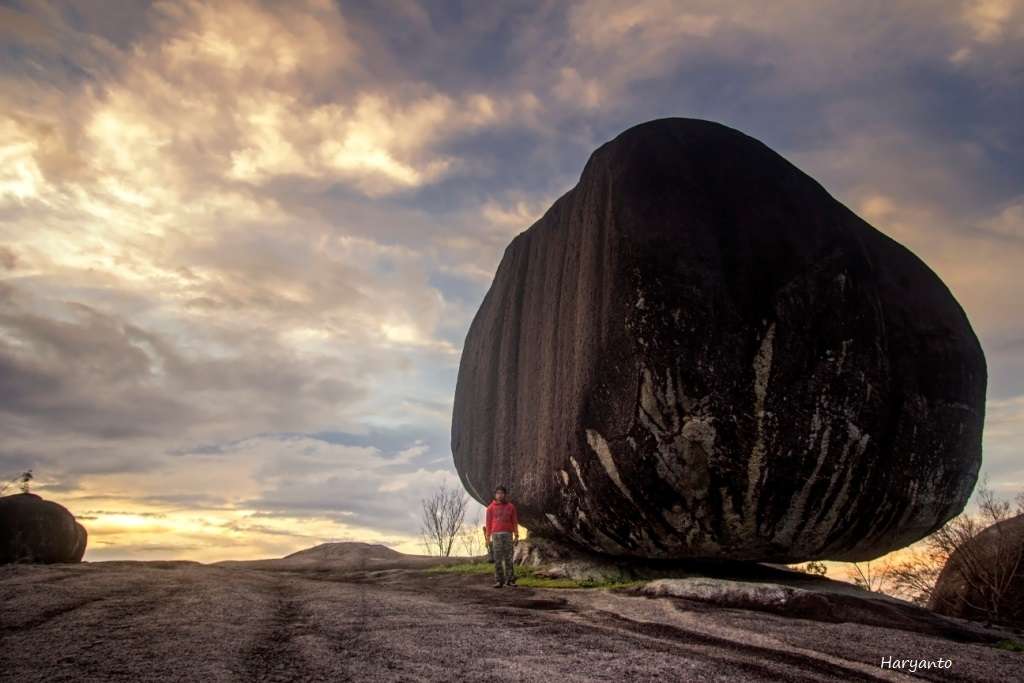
[485,500,518,535]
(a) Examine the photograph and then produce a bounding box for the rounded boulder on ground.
[930,513,1024,628]
[0,492,88,564]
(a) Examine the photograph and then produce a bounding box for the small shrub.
[426,562,646,589]
[994,639,1024,653]
[516,576,580,589]
[426,562,493,575]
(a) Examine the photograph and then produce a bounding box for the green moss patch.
[426,562,646,589]
[426,562,494,575]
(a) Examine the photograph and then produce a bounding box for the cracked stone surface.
[452,117,986,562]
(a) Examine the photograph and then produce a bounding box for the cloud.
[0,281,375,440]
[0,0,522,228]
[960,0,1022,43]
[47,431,475,561]
[238,434,461,535]
[977,198,1024,241]
[981,395,1024,477]
[0,0,490,491]
[0,296,203,440]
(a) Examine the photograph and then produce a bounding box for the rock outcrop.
[930,513,1024,628]
[0,492,88,564]
[640,577,1001,643]
[452,117,986,563]
[513,535,821,584]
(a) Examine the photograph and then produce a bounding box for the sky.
[1,0,1022,563]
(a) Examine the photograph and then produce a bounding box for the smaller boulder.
[929,513,1024,628]
[0,493,88,564]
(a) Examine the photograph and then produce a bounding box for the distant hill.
[282,542,405,562]
[212,541,479,572]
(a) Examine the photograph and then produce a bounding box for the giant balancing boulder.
[451,118,986,563]
[0,492,88,564]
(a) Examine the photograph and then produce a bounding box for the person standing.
[484,485,519,587]
[483,524,493,563]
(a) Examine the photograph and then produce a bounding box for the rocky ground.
[1,543,1020,682]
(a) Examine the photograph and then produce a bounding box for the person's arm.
[484,506,492,545]
[512,504,519,542]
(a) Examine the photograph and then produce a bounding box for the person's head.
[494,485,507,502]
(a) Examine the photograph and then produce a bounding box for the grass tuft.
[426,562,493,575]
[994,639,1024,653]
[426,562,646,589]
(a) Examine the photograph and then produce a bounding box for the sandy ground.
[1,547,1020,682]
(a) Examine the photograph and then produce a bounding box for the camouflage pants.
[491,532,515,584]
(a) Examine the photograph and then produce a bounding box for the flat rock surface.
[1,546,1019,682]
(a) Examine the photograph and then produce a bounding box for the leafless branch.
[420,483,468,557]
[876,476,1024,625]
[850,560,893,593]
[457,509,486,557]
[0,470,33,496]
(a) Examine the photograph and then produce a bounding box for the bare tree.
[850,560,893,593]
[19,470,33,494]
[457,509,486,558]
[925,481,1024,624]
[866,478,1024,620]
[887,547,945,606]
[420,483,468,557]
[0,470,33,496]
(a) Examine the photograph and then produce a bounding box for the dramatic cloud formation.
[1,0,1021,561]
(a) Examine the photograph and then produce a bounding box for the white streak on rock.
[745,322,776,530]
[681,418,716,460]
[639,367,662,429]
[837,339,852,373]
[813,424,870,537]
[569,456,589,493]
[775,419,831,546]
[586,428,636,504]
[463,476,483,502]
[753,323,776,413]
[638,367,683,487]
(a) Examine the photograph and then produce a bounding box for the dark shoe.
[507,579,517,586]
[492,581,504,588]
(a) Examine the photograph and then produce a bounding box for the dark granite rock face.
[0,493,88,564]
[930,514,1024,628]
[451,118,986,563]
